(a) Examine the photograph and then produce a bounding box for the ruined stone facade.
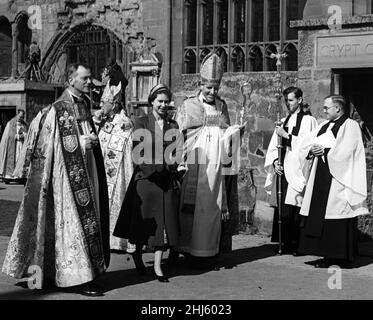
[0,0,172,123]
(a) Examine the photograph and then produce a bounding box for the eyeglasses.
[323,105,337,111]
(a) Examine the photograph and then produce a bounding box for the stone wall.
[0,91,22,110]
[173,72,297,217]
[141,0,171,85]
[303,0,354,19]
[0,81,57,123]
[298,29,334,120]
[25,88,55,122]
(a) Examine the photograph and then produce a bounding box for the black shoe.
[166,250,180,266]
[314,258,332,268]
[279,247,293,255]
[80,289,105,297]
[134,262,147,275]
[136,267,147,275]
[15,281,29,289]
[79,283,104,297]
[131,252,147,275]
[152,270,169,283]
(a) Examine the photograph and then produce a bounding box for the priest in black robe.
[298,95,369,267]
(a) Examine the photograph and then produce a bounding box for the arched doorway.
[0,16,12,78]
[46,25,128,84]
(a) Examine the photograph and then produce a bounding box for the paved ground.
[1,181,373,301]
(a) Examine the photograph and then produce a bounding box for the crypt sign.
[316,32,373,68]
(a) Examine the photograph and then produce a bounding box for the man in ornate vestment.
[298,95,369,267]
[2,64,110,296]
[0,110,28,181]
[93,60,134,252]
[13,106,50,180]
[264,87,318,255]
[174,53,242,269]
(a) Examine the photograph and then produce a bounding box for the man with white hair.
[175,53,242,269]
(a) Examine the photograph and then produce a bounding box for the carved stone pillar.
[131,70,138,100]
[18,40,24,63]
[11,22,19,78]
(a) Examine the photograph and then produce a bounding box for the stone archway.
[42,24,129,84]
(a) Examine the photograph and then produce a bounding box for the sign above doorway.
[316,32,373,68]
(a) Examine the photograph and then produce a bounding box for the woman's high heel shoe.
[152,269,169,283]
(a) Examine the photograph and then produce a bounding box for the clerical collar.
[330,113,348,123]
[68,89,83,101]
[68,89,91,121]
[67,89,90,103]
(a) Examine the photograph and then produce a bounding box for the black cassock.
[298,114,358,262]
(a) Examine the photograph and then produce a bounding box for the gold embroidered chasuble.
[2,90,109,288]
[98,110,134,250]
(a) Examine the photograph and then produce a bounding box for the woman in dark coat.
[113,84,182,282]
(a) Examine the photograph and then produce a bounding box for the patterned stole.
[182,155,199,210]
[102,117,132,200]
[54,100,105,272]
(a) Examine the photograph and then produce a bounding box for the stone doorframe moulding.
[41,0,147,82]
[40,22,148,83]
